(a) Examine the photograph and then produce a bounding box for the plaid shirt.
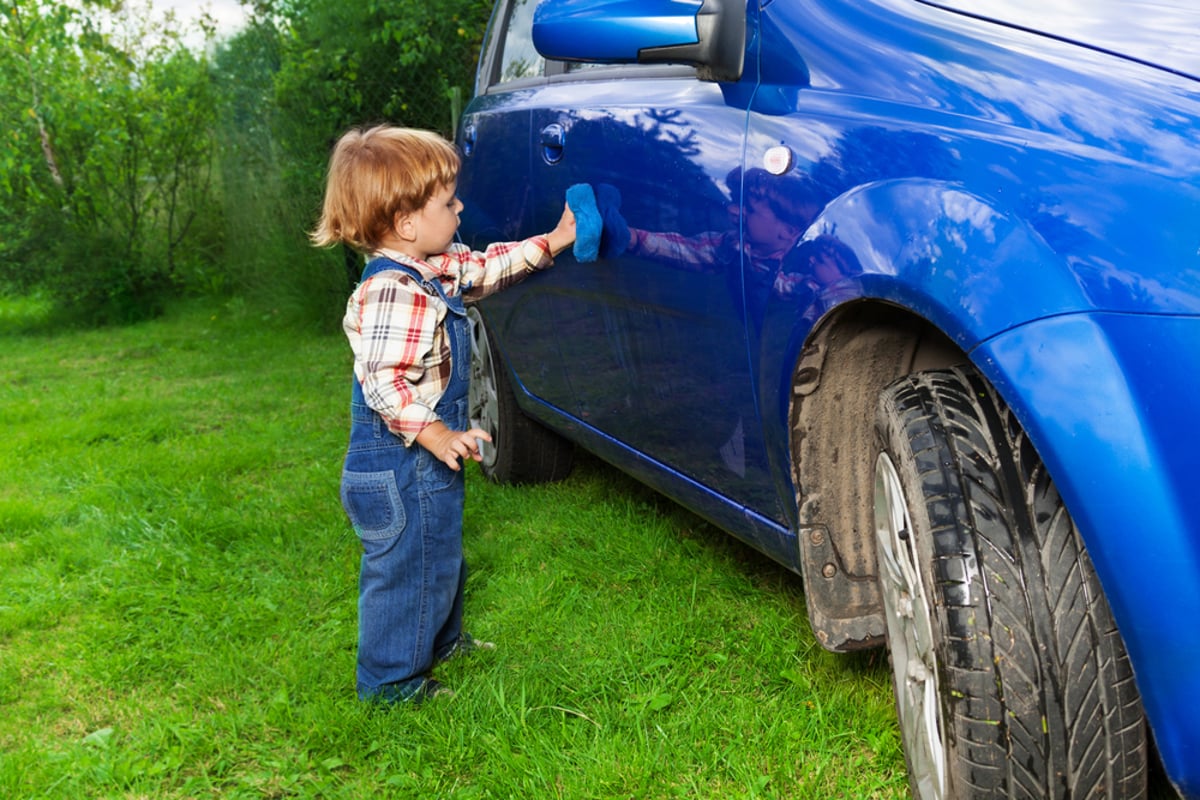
[629,228,731,273]
[344,237,553,445]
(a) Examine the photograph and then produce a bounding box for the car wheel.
[872,367,1146,800]
[467,307,574,484]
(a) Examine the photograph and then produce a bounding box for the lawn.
[0,296,907,798]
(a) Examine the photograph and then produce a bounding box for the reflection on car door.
[522,69,787,524]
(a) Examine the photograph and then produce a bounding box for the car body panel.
[978,312,1200,797]
[458,0,1200,793]
[466,69,803,562]
[921,0,1200,80]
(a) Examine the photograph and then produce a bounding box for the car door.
[530,79,763,482]
[461,0,794,535]
[457,0,572,405]
[523,60,793,524]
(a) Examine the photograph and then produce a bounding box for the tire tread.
[876,366,1146,799]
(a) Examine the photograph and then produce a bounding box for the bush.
[213,0,493,331]
[0,1,220,324]
[0,0,494,329]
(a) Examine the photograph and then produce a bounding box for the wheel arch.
[786,300,965,652]
[772,177,1090,652]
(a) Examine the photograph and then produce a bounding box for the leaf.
[648,693,673,711]
[82,727,114,748]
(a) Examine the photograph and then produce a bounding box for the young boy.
[311,125,576,704]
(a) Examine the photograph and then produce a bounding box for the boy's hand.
[416,421,494,471]
[546,202,577,256]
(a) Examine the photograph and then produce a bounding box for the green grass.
[0,297,909,798]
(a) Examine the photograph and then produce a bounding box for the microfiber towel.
[596,183,629,259]
[567,183,601,262]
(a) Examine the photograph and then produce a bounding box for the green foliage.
[272,0,490,170]
[0,0,220,323]
[211,0,493,331]
[0,0,494,328]
[0,0,83,287]
[212,18,346,330]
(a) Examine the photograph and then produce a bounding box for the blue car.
[455,1,1200,797]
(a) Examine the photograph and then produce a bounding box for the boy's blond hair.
[311,125,461,253]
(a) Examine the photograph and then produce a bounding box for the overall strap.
[361,256,464,314]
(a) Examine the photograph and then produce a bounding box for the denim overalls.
[340,255,470,702]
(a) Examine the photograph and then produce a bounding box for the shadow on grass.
[561,451,889,674]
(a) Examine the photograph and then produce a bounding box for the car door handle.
[539,123,565,164]
[461,122,478,157]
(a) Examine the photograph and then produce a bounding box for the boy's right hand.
[416,421,494,471]
[546,202,577,257]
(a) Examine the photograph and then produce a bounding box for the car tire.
[872,366,1146,800]
[467,307,574,484]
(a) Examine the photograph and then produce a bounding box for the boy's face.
[412,181,463,258]
[744,196,803,253]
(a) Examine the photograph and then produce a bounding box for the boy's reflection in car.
[596,165,862,480]
[610,165,862,327]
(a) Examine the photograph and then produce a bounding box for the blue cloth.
[344,257,469,703]
[567,183,602,262]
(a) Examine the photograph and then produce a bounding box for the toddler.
[311,125,576,703]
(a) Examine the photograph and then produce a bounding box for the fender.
[758,178,1200,789]
[978,312,1200,795]
[757,178,1083,529]
[751,178,1083,648]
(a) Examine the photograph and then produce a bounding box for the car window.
[563,62,609,74]
[495,0,544,85]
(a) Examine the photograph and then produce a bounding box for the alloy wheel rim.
[873,451,947,800]
[466,309,499,471]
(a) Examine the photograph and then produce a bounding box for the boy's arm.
[349,275,440,445]
[458,203,577,301]
[545,202,576,255]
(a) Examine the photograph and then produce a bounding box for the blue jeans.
[341,256,472,702]
[342,396,469,701]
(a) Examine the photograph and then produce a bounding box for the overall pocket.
[340,469,407,540]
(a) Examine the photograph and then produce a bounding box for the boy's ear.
[393,212,418,242]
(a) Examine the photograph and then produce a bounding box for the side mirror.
[532,0,745,82]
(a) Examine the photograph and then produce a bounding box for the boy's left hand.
[416,422,494,471]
